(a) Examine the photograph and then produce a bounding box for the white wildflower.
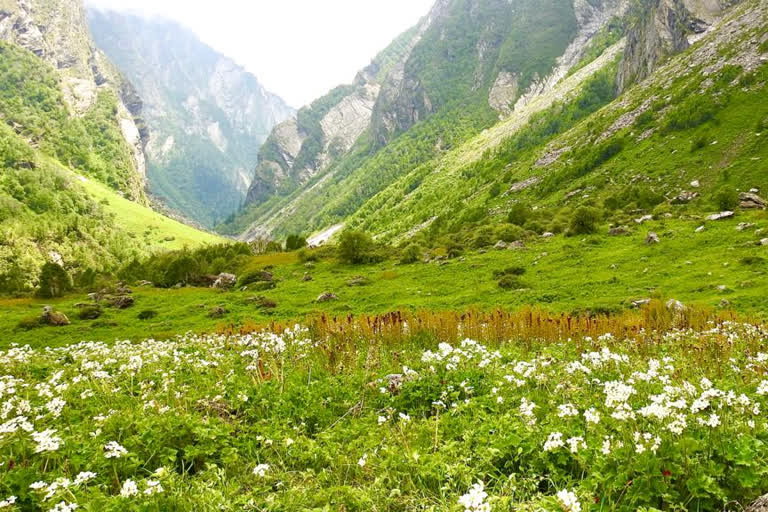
[556,489,581,512]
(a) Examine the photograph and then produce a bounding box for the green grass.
[4,212,765,348]
[76,172,226,250]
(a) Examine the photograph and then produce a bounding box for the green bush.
[493,266,527,279]
[138,310,158,320]
[400,243,423,264]
[286,234,308,251]
[37,263,72,299]
[298,249,320,263]
[337,231,376,264]
[496,224,526,243]
[714,186,739,211]
[569,206,601,235]
[498,275,525,289]
[507,202,532,226]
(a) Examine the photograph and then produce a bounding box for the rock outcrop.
[0,0,149,199]
[617,0,741,90]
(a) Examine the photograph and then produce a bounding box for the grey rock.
[635,215,653,224]
[41,306,70,326]
[494,241,508,250]
[507,241,526,250]
[346,276,370,287]
[737,223,756,232]
[646,232,661,244]
[316,292,339,303]
[632,299,652,308]
[760,238,768,246]
[745,494,768,512]
[212,273,237,289]
[136,280,153,287]
[302,273,313,282]
[109,296,134,309]
[673,191,698,203]
[208,306,228,318]
[707,211,735,221]
[609,226,629,236]
[666,299,687,312]
[541,232,555,238]
[740,192,767,209]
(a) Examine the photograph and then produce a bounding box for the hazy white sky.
[85,0,434,108]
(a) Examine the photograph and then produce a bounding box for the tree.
[337,230,375,264]
[286,234,308,251]
[37,263,72,298]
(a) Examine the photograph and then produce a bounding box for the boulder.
[541,232,555,238]
[666,299,687,312]
[208,306,228,318]
[109,296,135,309]
[673,191,698,204]
[761,238,768,246]
[494,240,508,250]
[316,292,338,303]
[646,232,660,244]
[136,280,153,287]
[631,299,652,308]
[347,276,370,287]
[609,226,629,236]
[507,241,525,250]
[740,192,767,210]
[690,180,700,188]
[635,215,653,224]
[41,306,70,326]
[707,211,735,221]
[695,225,705,233]
[745,494,768,512]
[212,273,237,289]
[737,223,756,232]
[302,273,313,282]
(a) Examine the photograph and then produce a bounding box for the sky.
[85,0,435,108]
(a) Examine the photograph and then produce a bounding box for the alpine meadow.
[1,0,768,510]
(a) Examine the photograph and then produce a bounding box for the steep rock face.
[0,0,149,198]
[236,0,631,239]
[617,0,740,90]
[87,10,294,226]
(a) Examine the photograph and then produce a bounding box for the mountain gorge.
[86,10,295,226]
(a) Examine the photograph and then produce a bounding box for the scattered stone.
[737,222,756,231]
[208,306,228,318]
[87,292,101,302]
[635,215,653,224]
[41,306,70,326]
[719,299,731,308]
[695,225,705,233]
[136,280,153,287]
[507,241,525,250]
[302,273,313,282]
[707,211,735,221]
[316,292,338,303]
[505,177,540,195]
[541,232,555,238]
[666,299,687,312]
[673,191,698,204]
[690,180,700,188]
[494,240,508,250]
[745,493,768,512]
[609,226,629,236]
[109,296,135,309]
[173,282,184,289]
[632,299,652,308]
[761,238,768,246]
[77,304,102,320]
[347,276,370,287]
[212,273,237,289]
[116,284,132,295]
[740,192,767,209]
[646,232,661,244]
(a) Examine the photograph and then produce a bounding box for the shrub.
[337,230,376,264]
[286,234,308,251]
[714,186,739,211]
[493,266,527,279]
[37,263,72,298]
[138,310,158,320]
[507,202,532,226]
[569,206,601,235]
[78,305,102,320]
[496,224,526,243]
[498,275,525,290]
[471,226,496,248]
[16,316,42,330]
[400,243,423,264]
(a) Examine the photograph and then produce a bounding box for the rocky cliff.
[617,0,740,90]
[233,0,632,239]
[87,10,295,226]
[0,0,149,200]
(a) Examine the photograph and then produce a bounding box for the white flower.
[556,489,581,512]
[584,408,600,425]
[29,481,47,490]
[120,479,138,497]
[0,496,16,508]
[544,432,565,452]
[284,438,294,447]
[757,380,768,396]
[143,480,163,495]
[398,413,411,423]
[698,413,721,428]
[566,436,586,454]
[377,415,387,425]
[358,454,368,467]
[253,463,270,477]
[74,472,97,485]
[104,441,128,459]
[458,481,490,512]
[32,429,62,453]
[557,403,579,418]
[50,501,77,512]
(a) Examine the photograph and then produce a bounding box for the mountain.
[0,0,222,293]
[226,0,762,246]
[86,10,295,227]
[0,0,149,201]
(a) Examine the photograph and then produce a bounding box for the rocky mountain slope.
[228,0,760,245]
[87,10,295,226]
[226,0,630,239]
